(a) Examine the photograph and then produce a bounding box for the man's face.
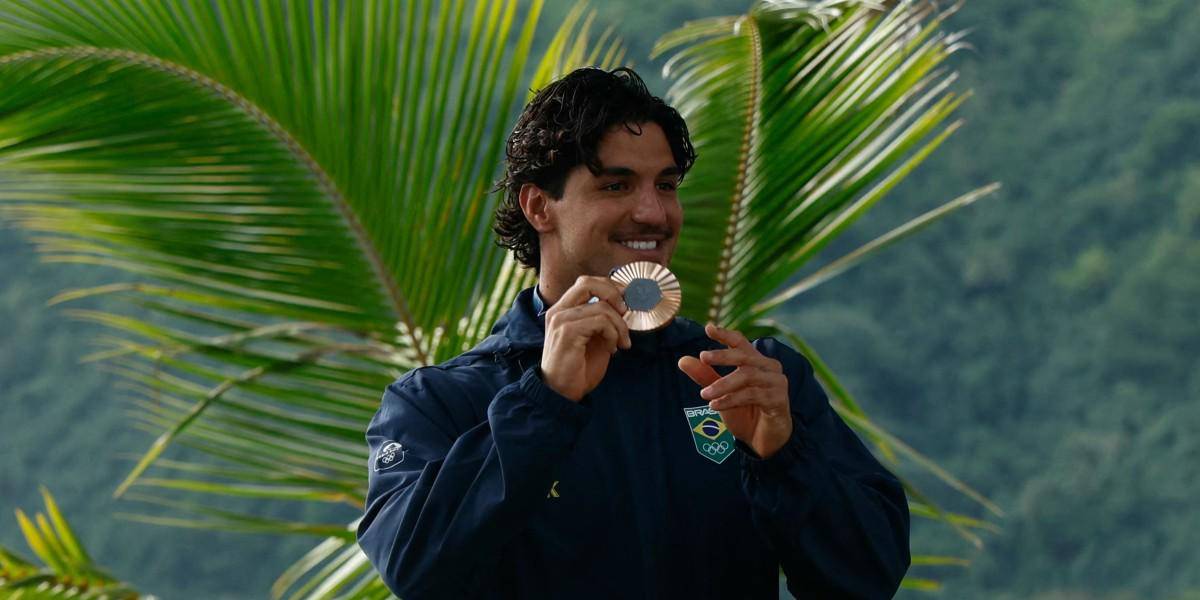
[539,121,683,281]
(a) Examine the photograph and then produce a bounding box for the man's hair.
[492,67,697,271]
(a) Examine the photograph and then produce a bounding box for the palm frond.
[0,0,620,368]
[0,0,618,518]
[270,534,392,600]
[1,487,145,599]
[653,0,997,326]
[755,181,1000,313]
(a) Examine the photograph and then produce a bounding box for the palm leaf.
[0,1,619,597]
[1,487,144,599]
[653,0,997,326]
[0,0,613,502]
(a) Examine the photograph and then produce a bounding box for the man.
[357,67,910,599]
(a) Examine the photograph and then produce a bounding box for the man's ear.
[518,183,555,233]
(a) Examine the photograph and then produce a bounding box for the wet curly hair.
[492,67,697,272]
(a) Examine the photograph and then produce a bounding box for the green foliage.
[653,0,994,327]
[1,488,142,599]
[769,0,1200,597]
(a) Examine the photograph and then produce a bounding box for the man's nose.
[631,185,668,224]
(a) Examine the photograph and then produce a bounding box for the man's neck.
[533,264,576,307]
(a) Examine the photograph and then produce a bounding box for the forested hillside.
[2,0,1197,598]
[783,1,1200,598]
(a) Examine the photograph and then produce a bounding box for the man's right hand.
[540,276,632,402]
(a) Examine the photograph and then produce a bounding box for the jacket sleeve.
[739,338,911,599]
[356,363,590,599]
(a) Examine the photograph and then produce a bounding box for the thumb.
[678,355,720,388]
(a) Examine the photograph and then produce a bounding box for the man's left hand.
[678,324,793,459]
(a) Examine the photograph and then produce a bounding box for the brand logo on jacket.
[683,406,736,464]
[373,441,407,472]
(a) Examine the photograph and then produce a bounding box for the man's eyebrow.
[596,165,683,177]
[597,166,636,177]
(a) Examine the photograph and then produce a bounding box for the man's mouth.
[619,240,659,251]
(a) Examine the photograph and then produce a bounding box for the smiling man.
[357,67,911,599]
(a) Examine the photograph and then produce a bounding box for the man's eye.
[602,182,626,192]
[657,181,678,191]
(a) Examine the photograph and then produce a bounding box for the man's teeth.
[620,240,658,250]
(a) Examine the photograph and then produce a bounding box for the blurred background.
[2,0,1198,598]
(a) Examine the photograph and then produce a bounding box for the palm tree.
[0,0,999,595]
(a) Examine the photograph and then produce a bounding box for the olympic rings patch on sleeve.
[373,441,407,472]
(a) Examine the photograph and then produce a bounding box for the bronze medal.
[610,261,681,331]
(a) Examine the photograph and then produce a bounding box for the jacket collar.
[478,286,707,356]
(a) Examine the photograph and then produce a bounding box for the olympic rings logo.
[374,441,407,472]
[702,441,730,455]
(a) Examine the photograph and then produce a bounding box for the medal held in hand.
[610,261,681,331]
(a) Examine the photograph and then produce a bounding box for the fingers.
[548,276,630,349]
[677,355,720,387]
[699,347,782,372]
[590,315,621,354]
[707,387,754,411]
[699,323,780,372]
[558,275,627,315]
[707,387,764,411]
[557,311,621,352]
[547,300,631,350]
[699,366,786,401]
[705,322,751,349]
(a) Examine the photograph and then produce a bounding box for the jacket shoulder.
[381,349,510,433]
[388,348,504,396]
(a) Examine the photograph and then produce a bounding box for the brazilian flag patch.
[683,405,736,464]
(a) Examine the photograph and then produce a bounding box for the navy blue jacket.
[357,287,910,599]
